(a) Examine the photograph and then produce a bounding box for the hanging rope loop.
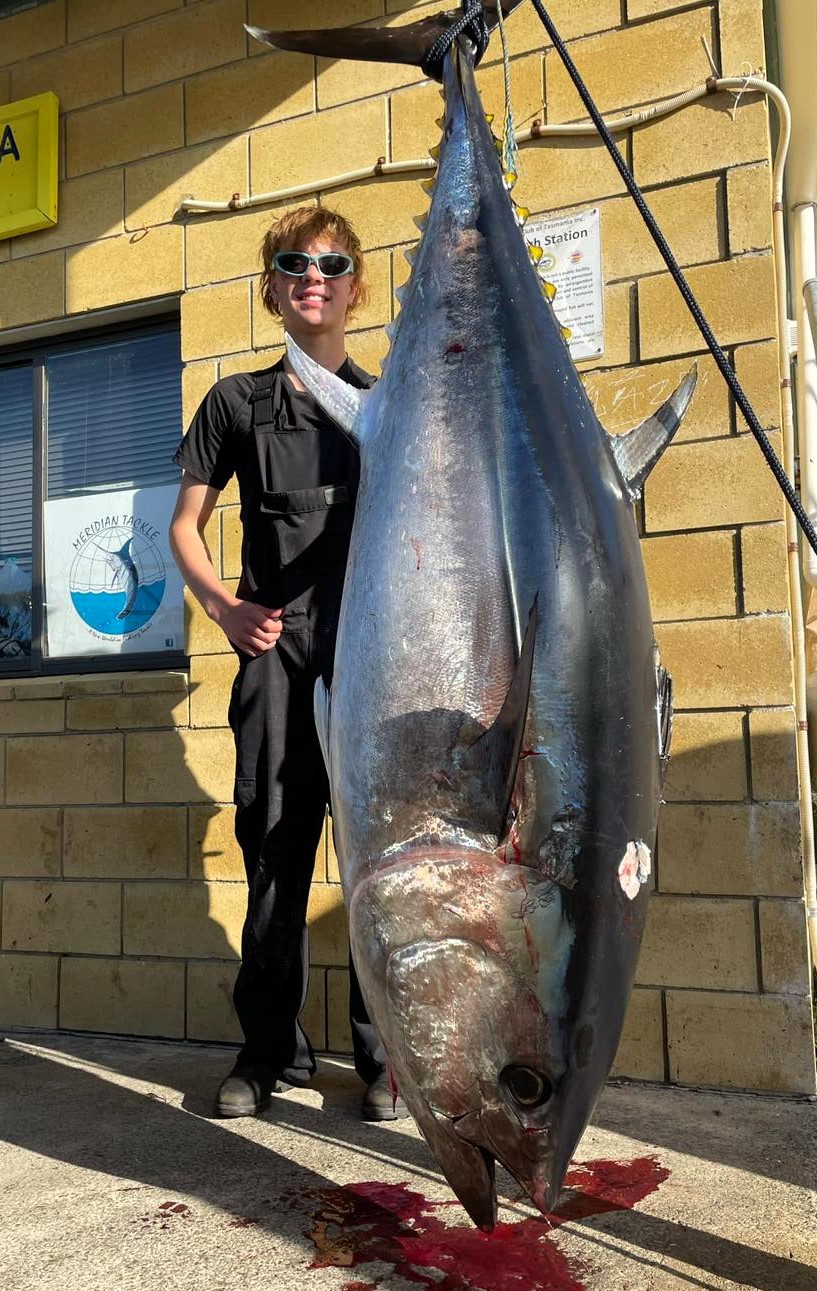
[422,1,490,80]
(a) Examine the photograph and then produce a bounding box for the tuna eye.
[502,1066,553,1108]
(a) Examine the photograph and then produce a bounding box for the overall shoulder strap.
[248,361,285,430]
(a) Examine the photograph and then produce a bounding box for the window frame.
[0,315,187,678]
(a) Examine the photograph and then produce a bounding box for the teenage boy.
[169,207,404,1122]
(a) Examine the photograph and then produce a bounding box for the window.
[0,1,52,17]
[0,321,185,674]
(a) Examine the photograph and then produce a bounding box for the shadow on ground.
[0,1031,815,1290]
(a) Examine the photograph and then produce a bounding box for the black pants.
[228,612,385,1085]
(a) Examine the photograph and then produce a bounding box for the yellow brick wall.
[0,0,814,1095]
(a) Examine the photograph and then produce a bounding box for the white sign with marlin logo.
[44,485,184,657]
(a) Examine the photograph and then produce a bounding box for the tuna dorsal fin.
[460,595,539,838]
[314,678,332,780]
[608,366,697,501]
[285,334,371,449]
[246,3,526,69]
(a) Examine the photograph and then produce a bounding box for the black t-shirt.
[174,356,374,609]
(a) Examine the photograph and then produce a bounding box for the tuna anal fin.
[246,4,526,70]
[314,678,332,780]
[657,653,673,789]
[285,334,370,449]
[461,596,539,838]
[608,366,697,500]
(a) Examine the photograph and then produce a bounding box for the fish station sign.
[0,92,59,240]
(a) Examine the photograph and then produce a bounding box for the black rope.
[530,0,817,557]
[422,1,490,80]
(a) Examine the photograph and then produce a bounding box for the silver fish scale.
[283,36,682,1233]
[331,68,654,889]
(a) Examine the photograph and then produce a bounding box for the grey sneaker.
[361,1070,410,1121]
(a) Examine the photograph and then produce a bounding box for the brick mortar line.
[664,797,797,807]
[740,520,751,617]
[645,522,785,542]
[64,10,185,48]
[648,610,790,627]
[753,895,765,991]
[0,879,798,900]
[658,985,671,1082]
[606,252,773,293]
[183,955,189,1039]
[639,983,808,998]
[5,944,804,1001]
[575,3,714,41]
[657,891,804,901]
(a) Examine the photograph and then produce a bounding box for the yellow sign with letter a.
[0,91,59,240]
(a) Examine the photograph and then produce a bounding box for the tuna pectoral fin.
[608,365,697,500]
[461,597,538,838]
[314,679,332,779]
[246,4,526,69]
[285,334,371,448]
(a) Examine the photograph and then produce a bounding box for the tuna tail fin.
[285,334,371,449]
[608,365,697,501]
[246,2,526,70]
[460,595,539,839]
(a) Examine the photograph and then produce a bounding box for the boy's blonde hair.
[259,206,369,320]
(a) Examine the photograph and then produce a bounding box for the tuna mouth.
[409,1101,499,1231]
[422,1097,559,1226]
[450,1078,560,1220]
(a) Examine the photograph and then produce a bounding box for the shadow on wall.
[0,708,813,1064]
[180,715,816,1101]
[27,667,347,1063]
[616,719,815,1098]
[1,719,814,1071]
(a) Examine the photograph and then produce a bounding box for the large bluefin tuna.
[248,5,696,1231]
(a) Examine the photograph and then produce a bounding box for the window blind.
[46,330,182,499]
[0,364,34,566]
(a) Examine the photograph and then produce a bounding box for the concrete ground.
[0,1031,815,1291]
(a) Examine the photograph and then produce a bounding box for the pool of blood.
[303,1155,669,1290]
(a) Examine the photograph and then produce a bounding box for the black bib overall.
[228,362,383,1084]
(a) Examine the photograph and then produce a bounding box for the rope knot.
[421,1,491,80]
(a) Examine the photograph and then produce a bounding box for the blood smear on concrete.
[305,1156,669,1290]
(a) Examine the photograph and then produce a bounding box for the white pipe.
[805,278,817,348]
[796,204,817,585]
[777,0,817,974]
[775,205,817,981]
[180,158,437,213]
[178,78,759,215]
